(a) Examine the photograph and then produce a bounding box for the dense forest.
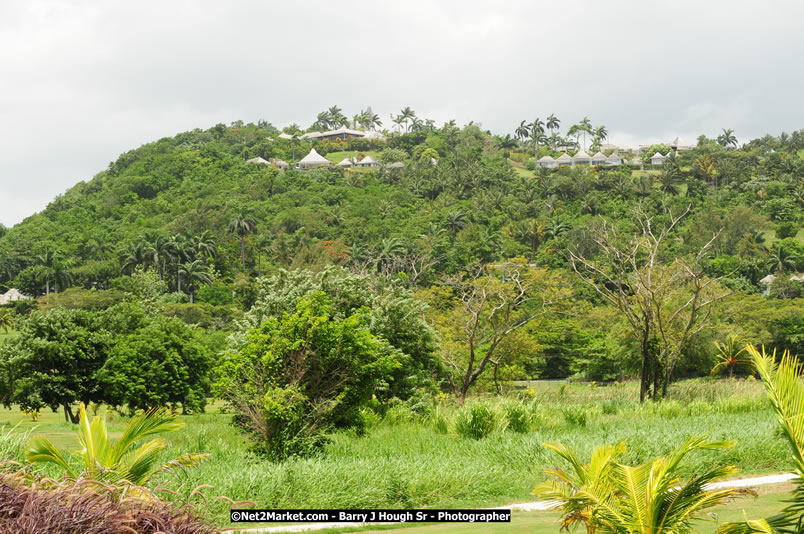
[0,110,802,395]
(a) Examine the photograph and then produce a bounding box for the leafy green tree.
[422,259,571,402]
[215,292,400,460]
[26,402,207,485]
[2,308,106,423]
[536,435,752,534]
[236,267,440,399]
[98,315,212,414]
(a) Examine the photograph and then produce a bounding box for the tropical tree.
[192,230,218,260]
[578,117,593,151]
[25,403,207,485]
[398,107,416,132]
[717,128,738,149]
[0,310,12,334]
[178,260,212,303]
[228,208,257,273]
[36,249,73,297]
[444,211,469,243]
[766,244,798,274]
[535,435,753,534]
[546,113,560,133]
[424,259,571,402]
[711,335,749,378]
[530,118,546,157]
[515,120,530,142]
[545,218,570,240]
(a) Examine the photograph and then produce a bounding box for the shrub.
[214,292,400,460]
[776,221,799,240]
[503,401,530,433]
[562,406,588,427]
[455,403,499,439]
[0,467,216,534]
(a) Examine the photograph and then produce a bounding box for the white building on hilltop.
[0,288,29,305]
[297,148,331,169]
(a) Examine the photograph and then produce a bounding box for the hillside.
[0,120,802,381]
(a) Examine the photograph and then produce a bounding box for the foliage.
[25,402,207,485]
[720,346,804,532]
[215,292,400,460]
[0,464,216,533]
[454,403,499,439]
[535,435,753,533]
[237,267,440,400]
[98,316,212,413]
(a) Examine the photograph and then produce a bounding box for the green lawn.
[0,327,18,340]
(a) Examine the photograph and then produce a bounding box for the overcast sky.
[2,0,803,227]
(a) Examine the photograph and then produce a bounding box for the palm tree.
[546,113,560,133]
[711,335,749,379]
[444,211,468,243]
[515,120,530,142]
[86,235,114,260]
[178,260,212,303]
[766,244,798,274]
[228,208,257,273]
[36,249,72,297]
[657,170,681,195]
[578,117,593,151]
[717,128,738,149]
[530,118,545,157]
[25,402,207,485]
[719,347,804,532]
[144,233,174,281]
[536,435,752,534]
[0,310,12,334]
[497,134,518,151]
[635,174,655,197]
[315,110,331,129]
[398,107,416,132]
[192,230,218,260]
[545,218,570,240]
[118,241,147,274]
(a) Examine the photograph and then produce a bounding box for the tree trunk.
[241,237,246,272]
[63,403,78,424]
[639,336,651,404]
[189,289,194,304]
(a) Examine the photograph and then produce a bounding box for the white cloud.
[1,0,804,226]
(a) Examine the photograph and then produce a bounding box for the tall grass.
[0,379,782,527]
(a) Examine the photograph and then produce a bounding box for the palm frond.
[24,436,76,478]
[110,407,184,465]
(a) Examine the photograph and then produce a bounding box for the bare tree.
[431,259,571,402]
[569,205,731,403]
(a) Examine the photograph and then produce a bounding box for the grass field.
[0,379,792,529]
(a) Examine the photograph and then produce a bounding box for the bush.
[0,467,216,533]
[503,401,530,433]
[214,292,400,460]
[455,403,499,439]
[562,406,588,427]
[776,221,799,239]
